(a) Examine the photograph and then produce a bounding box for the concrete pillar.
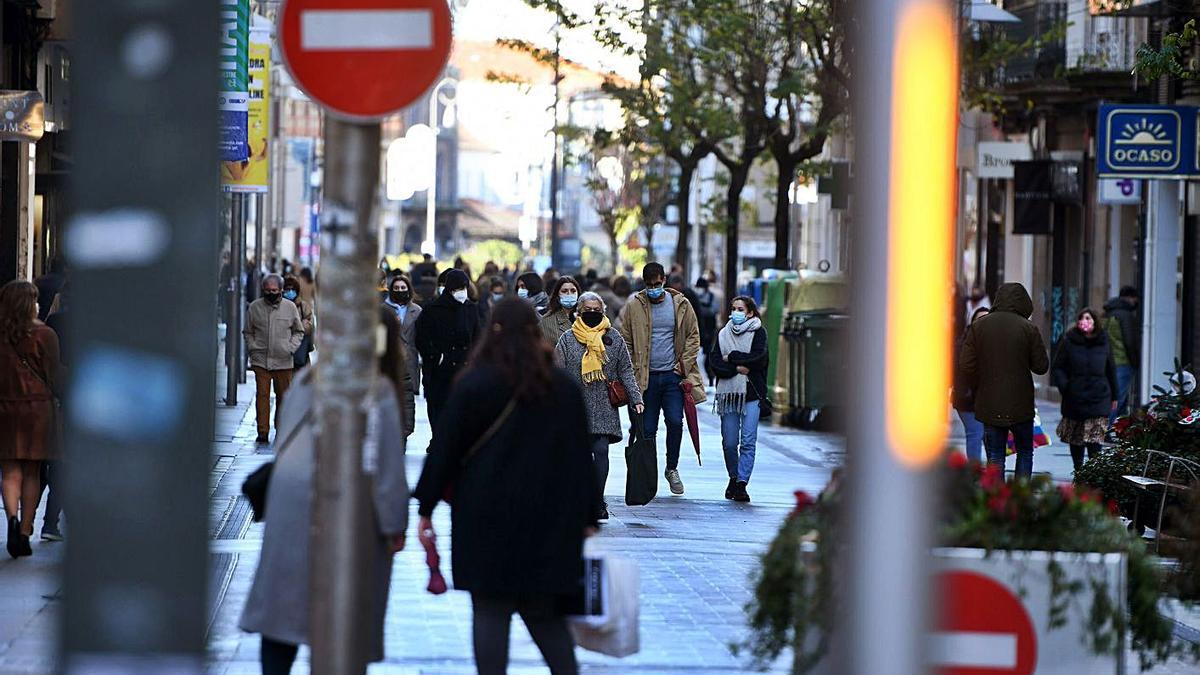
[1141,179,1182,398]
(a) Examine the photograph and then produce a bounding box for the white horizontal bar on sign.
[928,631,1018,669]
[301,10,433,51]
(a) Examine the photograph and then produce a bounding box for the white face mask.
[452,289,468,303]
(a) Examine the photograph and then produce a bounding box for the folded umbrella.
[421,526,448,595]
[680,380,701,465]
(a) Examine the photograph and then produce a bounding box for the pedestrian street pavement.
[205,383,843,674]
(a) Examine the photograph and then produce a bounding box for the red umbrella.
[680,381,702,465]
[421,526,448,595]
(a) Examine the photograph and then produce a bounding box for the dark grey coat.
[239,369,410,660]
[554,327,644,443]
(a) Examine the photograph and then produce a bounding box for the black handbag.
[749,378,774,421]
[624,412,658,506]
[241,410,311,522]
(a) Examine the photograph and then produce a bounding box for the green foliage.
[457,240,524,274]
[962,21,1069,114]
[1134,20,1198,82]
[739,461,1196,671]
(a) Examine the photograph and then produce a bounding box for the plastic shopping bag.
[1006,409,1051,456]
[567,555,640,658]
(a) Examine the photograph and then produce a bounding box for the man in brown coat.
[243,274,305,443]
[619,263,704,496]
[961,282,1050,478]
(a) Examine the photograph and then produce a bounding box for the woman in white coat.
[239,308,414,674]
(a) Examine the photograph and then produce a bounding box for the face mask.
[646,286,665,300]
[581,311,604,328]
[264,291,282,305]
[452,289,468,303]
[437,285,445,296]
[517,288,529,299]
[1078,317,1094,333]
[560,294,578,309]
[283,289,298,302]
[492,292,505,302]
[730,311,748,325]
[390,290,410,304]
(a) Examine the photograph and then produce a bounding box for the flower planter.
[932,547,1126,675]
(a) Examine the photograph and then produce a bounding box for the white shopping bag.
[568,554,640,658]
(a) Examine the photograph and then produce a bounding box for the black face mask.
[581,311,604,328]
[390,290,411,304]
[264,291,282,305]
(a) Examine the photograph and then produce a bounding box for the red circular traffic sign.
[280,0,453,120]
[934,571,1037,675]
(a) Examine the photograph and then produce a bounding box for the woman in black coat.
[414,269,481,433]
[1052,307,1119,470]
[415,299,597,675]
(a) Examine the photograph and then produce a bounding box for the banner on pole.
[223,26,270,192]
[219,0,250,162]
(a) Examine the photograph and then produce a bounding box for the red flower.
[1079,490,1099,505]
[947,452,968,470]
[1112,417,1132,435]
[1058,484,1076,502]
[981,465,1004,491]
[987,484,1012,515]
[793,490,815,514]
[1107,499,1120,516]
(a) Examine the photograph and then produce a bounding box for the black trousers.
[260,636,298,675]
[471,593,578,675]
[1070,443,1101,471]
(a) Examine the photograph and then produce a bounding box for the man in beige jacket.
[619,262,705,495]
[243,274,305,443]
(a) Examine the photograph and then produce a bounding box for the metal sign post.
[64,1,218,671]
[838,0,959,673]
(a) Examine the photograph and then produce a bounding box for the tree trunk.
[674,161,696,278]
[772,157,797,270]
[723,165,750,314]
[608,227,620,276]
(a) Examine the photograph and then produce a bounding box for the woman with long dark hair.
[415,299,597,675]
[539,275,581,345]
[709,296,769,503]
[0,280,62,558]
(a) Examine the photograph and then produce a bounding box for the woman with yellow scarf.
[553,292,644,521]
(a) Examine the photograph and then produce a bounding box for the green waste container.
[782,311,848,430]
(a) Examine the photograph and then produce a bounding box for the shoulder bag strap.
[461,397,518,467]
[9,339,54,400]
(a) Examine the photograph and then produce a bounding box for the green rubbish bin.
[782,311,848,430]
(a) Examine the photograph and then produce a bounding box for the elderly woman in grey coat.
[554,291,644,521]
[240,308,414,675]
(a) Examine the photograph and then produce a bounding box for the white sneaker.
[665,469,685,495]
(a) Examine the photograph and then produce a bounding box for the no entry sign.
[933,570,1037,675]
[279,0,452,120]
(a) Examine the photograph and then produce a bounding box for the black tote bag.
[624,412,658,506]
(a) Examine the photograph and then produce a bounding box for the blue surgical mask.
[517,288,529,299]
[646,287,665,300]
[492,292,505,302]
[283,289,298,302]
[730,311,748,325]
[560,294,578,309]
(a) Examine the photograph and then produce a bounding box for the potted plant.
[736,457,1198,672]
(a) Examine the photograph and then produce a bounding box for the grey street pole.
[836,0,959,673]
[309,117,381,674]
[227,194,246,405]
[64,0,217,670]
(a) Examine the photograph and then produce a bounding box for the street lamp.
[422,76,458,257]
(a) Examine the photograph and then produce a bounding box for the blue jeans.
[721,400,760,482]
[1111,364,1134,424]
[984,421,1034,478]
[643,371,684,471]
[956,410,984,464]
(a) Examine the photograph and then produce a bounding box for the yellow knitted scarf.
[571,314,611,384]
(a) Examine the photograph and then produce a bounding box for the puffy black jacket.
[961,283,1050,426]
[1052,328,1118,420]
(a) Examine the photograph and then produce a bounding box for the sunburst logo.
[1115,118,1172,145]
